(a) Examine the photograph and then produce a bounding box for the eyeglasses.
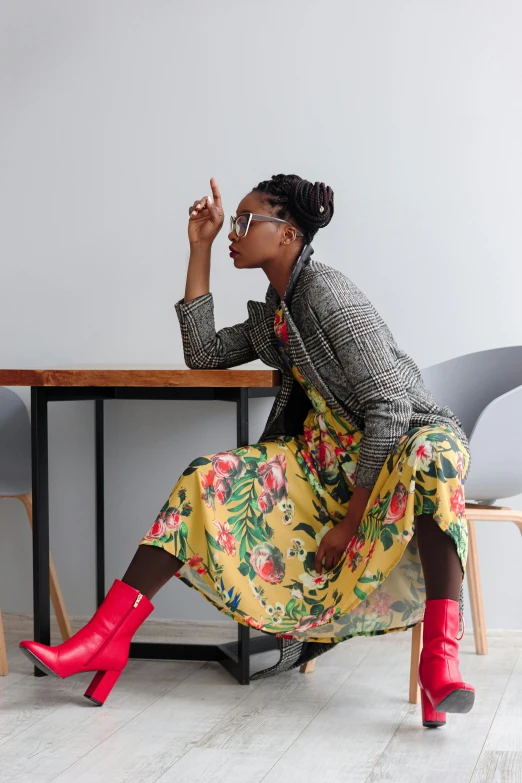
[229,212,304,239]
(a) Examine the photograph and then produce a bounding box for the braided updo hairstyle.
[253,174,334,245]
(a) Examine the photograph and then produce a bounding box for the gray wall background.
[1,1,521,630]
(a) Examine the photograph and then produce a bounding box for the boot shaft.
[422,598,461,657]
[81,581,154,670]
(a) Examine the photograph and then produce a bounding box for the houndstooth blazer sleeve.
[174,293,258,369]
[307,275,413,490]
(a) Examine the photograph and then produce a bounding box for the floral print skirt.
[139,363,470,643]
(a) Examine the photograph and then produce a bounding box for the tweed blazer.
[174,246,471,490]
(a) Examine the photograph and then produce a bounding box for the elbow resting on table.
[182,346,232,371]
[183,352,214,370]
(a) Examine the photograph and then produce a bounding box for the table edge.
[0,368,282,388]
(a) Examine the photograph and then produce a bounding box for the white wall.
[1,1,521,629]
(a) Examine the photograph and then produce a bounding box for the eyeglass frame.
[230,212,304,239]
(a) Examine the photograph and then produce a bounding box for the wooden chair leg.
[465,517,488,655]
[300,658,317,674]
[18,493,73,642]
[0,609,8,675]
[409,621,422,704]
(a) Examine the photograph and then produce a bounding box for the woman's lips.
[229,249,239,257]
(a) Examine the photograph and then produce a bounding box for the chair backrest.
[420,346,522,438]
[0,387,31,496]
[461,383,522,502]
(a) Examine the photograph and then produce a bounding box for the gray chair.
[420,346,522,653]
[0,387,71,675]
[406,347,522,703]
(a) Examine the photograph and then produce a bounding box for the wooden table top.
[0,368,282,388]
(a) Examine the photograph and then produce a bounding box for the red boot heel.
[420,685,446,728]
[85,669,122,706]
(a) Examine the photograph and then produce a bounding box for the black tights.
[122,514,463,603]
[415,513,463,602]
[122,545,183,600]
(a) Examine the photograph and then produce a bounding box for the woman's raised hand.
[187,178,225,246]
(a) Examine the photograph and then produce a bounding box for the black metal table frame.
[31,384,280,684]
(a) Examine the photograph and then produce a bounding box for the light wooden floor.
[0,614,521,783]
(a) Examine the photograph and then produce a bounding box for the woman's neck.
[263,250,302,300]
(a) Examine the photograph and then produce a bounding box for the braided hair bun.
[253,174,334,244]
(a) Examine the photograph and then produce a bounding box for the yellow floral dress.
[139,303,470,643]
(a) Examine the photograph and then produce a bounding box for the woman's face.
[228,191,302,269]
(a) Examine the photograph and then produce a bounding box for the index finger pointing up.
[210,178,223,209]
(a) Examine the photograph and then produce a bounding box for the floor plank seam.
[362,700,414,783]
[45,661,208,783]
[255,645,373,783]
[4,660,206,781]
[146,647,371,783]
[137,661,264,783]
[0,688,69,750]
[468,646,520,783]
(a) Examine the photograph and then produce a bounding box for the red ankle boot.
[418,598,475,728]
[19,579,154,705]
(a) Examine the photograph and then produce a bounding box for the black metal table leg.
[235,388,251,683]
[237,387,249,446]
[236,624,251,684]
[31,387,50,677]
[95,400,105,607]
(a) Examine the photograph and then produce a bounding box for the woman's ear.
[283,226,297,245]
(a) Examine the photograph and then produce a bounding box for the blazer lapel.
[246,299,284,369]
[280,300,345,413]
[249,244,347,435]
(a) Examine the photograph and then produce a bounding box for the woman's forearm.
[184,243,212,304]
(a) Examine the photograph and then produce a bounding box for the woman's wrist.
[188,242,212,259]
[339,512,362,533]
[185,244,212,303]
[341,484,373,527]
